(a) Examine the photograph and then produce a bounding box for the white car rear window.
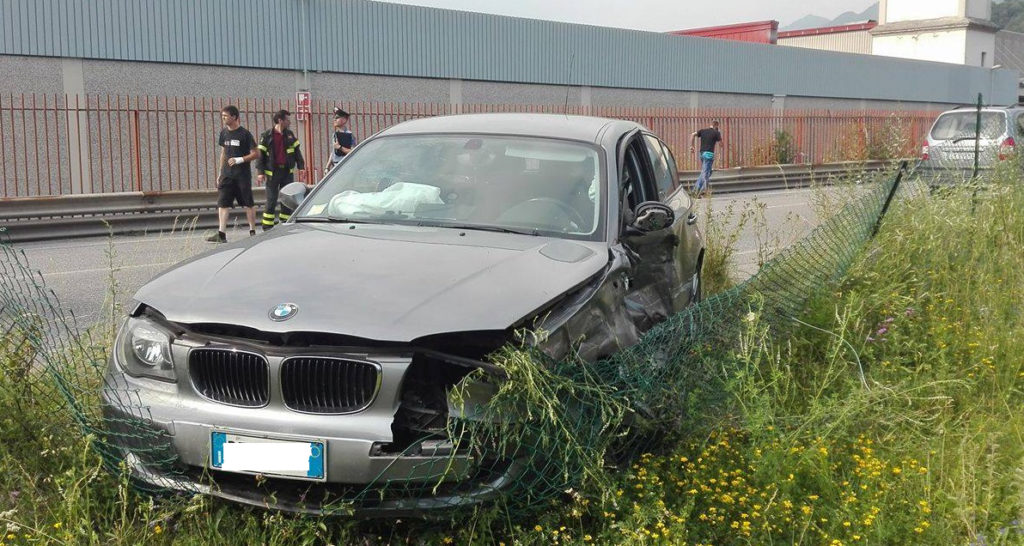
[930,112,1006,141]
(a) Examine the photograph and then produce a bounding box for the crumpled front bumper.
[100,346,521,516]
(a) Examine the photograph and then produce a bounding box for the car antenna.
[563,52,575,120]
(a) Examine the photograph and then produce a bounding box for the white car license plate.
[210,431,325,480]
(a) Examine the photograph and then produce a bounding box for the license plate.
[210,431,325,480]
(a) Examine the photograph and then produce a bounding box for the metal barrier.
[678,160,890,192]
[0,93,938,199]
[0,189,266,243]
[0,162,893,243]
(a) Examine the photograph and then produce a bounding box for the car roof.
[942,105,1024,113]
[376,113,645,145]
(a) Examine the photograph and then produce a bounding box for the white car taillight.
[921,144,930,161]
[999,137,1016,161]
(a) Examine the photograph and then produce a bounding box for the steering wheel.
[500,197,587,232]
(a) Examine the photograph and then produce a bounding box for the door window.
[621,137,656,215]
[643,134,676,199]
[660,141,679,189]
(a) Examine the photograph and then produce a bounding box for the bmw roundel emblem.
[269,303,298,322]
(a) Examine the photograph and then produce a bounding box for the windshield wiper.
[293,216,374,224]
[429,222,540,236]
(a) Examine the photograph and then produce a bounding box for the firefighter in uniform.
[256,109,305,230]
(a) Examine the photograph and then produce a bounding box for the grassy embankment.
[1,163,1023,544]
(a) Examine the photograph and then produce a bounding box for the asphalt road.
[7,188,827,330]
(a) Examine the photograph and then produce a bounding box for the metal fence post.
[973,92,982,179]
[872,160,908,238]
[131,109,143,191]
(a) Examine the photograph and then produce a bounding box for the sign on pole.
[296,91,311,121]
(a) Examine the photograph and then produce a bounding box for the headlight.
[118,316,176,382]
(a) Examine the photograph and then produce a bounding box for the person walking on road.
[690,120,723,195]
[324,108,356,174]
[207,105,259,243]
[256,109,305,230]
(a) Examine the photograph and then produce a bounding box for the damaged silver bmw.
[103,114,704,514]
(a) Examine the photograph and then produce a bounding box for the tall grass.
[506,166,1024,544]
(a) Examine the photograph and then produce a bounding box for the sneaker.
[206,231,227,244]
[250,229,256,237]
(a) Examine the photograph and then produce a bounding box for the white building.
[871,0,1000,67]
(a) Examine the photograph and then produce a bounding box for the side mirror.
[278,182,308,213]
[631,201,675,233]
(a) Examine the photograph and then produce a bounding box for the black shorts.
[217,175,254,208]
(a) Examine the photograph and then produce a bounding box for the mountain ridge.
[782,3,879,31]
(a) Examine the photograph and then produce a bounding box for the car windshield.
[297,135,603,239]
[930,111,1006,141]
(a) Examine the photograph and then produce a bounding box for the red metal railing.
[0,94,941,199]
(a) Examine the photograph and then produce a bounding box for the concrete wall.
[965,0,992,21]
[873,29,970,64]
[964,28,998,67]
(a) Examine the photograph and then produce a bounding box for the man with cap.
[324,108,356,174]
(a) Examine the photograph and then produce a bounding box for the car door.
[617,133,684,333]
[644,133,702,311]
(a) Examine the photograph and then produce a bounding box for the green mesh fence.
[0,164,924,518]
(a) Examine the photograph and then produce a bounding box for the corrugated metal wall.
[778,31,874,55]
[0,0,1018,104]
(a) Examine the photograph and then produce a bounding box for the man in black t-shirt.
[690,120,724,195]
[207,105,259,243]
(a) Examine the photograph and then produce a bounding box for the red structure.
[777,21,878,40]
[670,20,779,44]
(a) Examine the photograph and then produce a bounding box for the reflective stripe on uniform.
[278,213,291,221]
[263,170,273,176]
[257,144,268,152]
[286,141,300,154]
[290,168,297,173]
[262,213,275,219]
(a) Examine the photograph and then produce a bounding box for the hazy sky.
[378,0,878,31]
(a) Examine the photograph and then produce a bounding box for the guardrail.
[0,161,895,243]
[680,160,891,193]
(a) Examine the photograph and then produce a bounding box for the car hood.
[134,223,609,342]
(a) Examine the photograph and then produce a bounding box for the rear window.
[930,112,1007,141]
